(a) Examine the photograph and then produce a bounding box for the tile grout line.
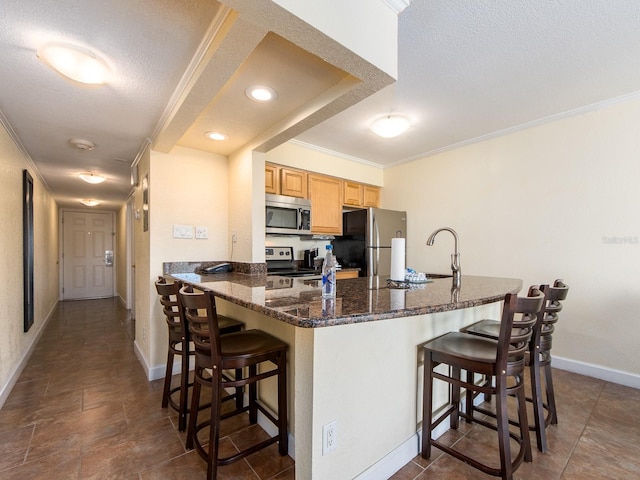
[557,379,607,479]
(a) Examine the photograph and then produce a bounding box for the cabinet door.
[336,270,359,279]
[265,164,279,194]
[280,168,307,198]
[308,174,343,234]
[343,181,363,206]
[363,185,380,207]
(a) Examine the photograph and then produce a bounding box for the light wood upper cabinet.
[265,164,279,194]
[280,167,307,198]
[308,174,343,235]
[363,185,380,207]
[343,181,363,207]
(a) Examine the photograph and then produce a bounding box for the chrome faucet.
[426,227,461,287]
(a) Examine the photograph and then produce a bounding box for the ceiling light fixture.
[80,199,100,207]
[205,131,228,141]
[79,173,106,184]
[370,114,411,138]
[69,138,95,151]
[37,42,109,85]
[245,85,277,102]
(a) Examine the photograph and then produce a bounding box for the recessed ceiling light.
[80,199,100,207]
[245,85,277,102]
[205,131,228,141]
[79,173,106,184]
[69,138,95,151]
[370,114,411,138]
[37,42,109,85]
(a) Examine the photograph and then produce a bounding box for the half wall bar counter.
[165,263,521,480]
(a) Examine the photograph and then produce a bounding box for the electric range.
[266,246,322,279]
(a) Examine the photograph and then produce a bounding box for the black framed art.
[23,169,34,332]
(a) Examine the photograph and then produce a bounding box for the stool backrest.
[179,286,223,370]
[538,279,569,352]
[497,287,545,373]
[155,277,186,340]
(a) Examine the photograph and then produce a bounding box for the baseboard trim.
[133,340,153,380]
[354,415,451,480]
[552,356,640,389]
[0,301,57,409]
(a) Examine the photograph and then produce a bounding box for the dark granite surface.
[168,271,522,329]
[163,261,266,275]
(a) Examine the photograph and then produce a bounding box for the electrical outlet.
[232,231,238,243]
[322,421,337,455]
[142,327,146,340]
[195,226,208,239]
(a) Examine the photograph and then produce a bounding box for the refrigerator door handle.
[373,215,380,275]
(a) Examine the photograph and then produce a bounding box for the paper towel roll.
[390,289,406,310]
[390,237,406,281]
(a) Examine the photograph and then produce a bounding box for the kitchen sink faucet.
[426,227,461,287]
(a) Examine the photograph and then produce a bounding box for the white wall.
[134,146,229,377]
[273,0,398,78]
[0,122,59,407]
[383,97,640,381]
[115,203,128,304]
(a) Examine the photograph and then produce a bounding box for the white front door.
[62,210,115,300]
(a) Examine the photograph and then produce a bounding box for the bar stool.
[460,280,569,452]
[154,277,243,431]
[179,285,288,480]
[421,287,545,480]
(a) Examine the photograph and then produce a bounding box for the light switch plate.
[173,224,193,239]
[195,226,208,239]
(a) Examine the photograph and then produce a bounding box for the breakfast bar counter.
[168,272,521,328]
[167,271,521,480]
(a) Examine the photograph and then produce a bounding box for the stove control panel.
[265,246,293,262]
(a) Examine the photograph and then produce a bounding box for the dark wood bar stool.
[179,285,288,480]
[460,279,569,452]
[421,287,545,480]
[154,277,243,431]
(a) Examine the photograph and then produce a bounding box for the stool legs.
[178,343,190,431]
[530,350,547,452]
[161,349,173,409]
[544,363,558,425]
[277,352,288,455]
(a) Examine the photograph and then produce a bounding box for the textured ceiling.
[296,0,640,166]
[2,0,640,209]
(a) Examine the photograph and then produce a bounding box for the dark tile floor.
[1,298,639,479]
[0,298,294,480]
[392,364,640,479]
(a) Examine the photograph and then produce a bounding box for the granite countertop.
[168,272,522,328]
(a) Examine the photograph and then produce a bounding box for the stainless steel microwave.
[266,193,312,235]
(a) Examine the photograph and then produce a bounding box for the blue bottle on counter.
[321,244,336,298]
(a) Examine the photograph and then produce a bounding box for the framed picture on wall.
[23,169,34,332]
[142,174,149,232]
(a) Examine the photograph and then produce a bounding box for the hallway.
[0,298,294,479]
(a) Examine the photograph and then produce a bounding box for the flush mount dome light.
[205,131,228,141]
[79,173,106,184]
[69,138,95,151]
[37,42,109,85]
[80,199,100,207]
[370,114,411,138]
[245,85,277,102]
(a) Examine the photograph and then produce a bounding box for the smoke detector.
[69,138,96,151]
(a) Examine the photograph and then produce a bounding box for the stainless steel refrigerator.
[332,208,407,277]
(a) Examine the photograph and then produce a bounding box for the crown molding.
[381,0,411,14]
[0,108,49,188]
